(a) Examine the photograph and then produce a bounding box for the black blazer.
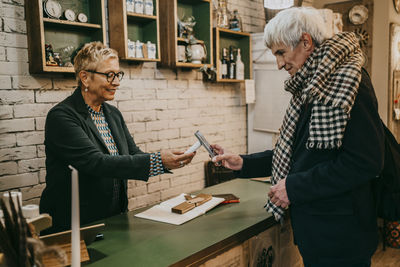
[236,69,385,265]
[40,88,150,234]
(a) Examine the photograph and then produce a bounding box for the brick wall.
[0,0,265,210]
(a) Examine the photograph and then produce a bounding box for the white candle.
[69,165,81,267]
[3,191,22,214]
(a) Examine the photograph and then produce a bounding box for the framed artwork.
[388,23,400,141]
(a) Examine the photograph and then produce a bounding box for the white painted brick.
[180,127,196,138]
[168,137,192,149]
[133,131,158,143]
[189,98,211,108]
[145,99,168,110]
[170,176,190,187]
[142,62,156,69]
[146,120,169,131]
[0,76,11,89]
[37,145,45,158]
[177,69,202,80]
[0,133,16,148]
[147,180,170,193]
[18,158,45,173]
[120,112,133,123]
[35,117,46,130]
[167,99,189,109]
[0,161,18,175]
[36,90,72,103]
[118,100,146,111]
[126,122,145,134]
[156,110,178,121]
[132,87,156,100]
[155,68,177,80]
[127,192,160,210]
[53,78,77,90]
[0,32,27,48]
[128,184,147,198]
[0,146,37,162]
[168,118,193,128]
[160,185,185,201]
[0,172,38,191]
[143,79,167,89]
[0,61,29,75]
[0,89,34,104]
[188,80,207,90]
[20,183,45,201]
[16,131,44,146]
[0,118,35,133]
[39,169,46,183]
[14,103,52,118]
[130,65,155,79]
[0,47,5,61]
[0,3,24,18]
[146,140,169,152]
[114,88,132,100]
[12,75,52,89]
[3,18,26,34]
[167,80,188,89]
[156,89,179,99]
[0,105,12,119]
[132,110,156,122]
[157,129,179,140]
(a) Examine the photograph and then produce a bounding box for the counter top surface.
[85,178,274,267]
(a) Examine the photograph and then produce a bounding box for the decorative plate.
[43,0,62,19]
[349,5,369,25]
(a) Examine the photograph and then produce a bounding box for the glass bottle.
[235,48,244,80]
[229,9,242,31]
[228,46,236,79]
[217,0,229,28]
[221,48,228,79]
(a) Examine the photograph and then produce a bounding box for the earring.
[84,88,88,92]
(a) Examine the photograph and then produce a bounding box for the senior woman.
[40,42,195,234]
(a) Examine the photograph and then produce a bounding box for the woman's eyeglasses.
[86,70,124,83]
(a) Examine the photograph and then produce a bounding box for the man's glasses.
[86,70,124,83]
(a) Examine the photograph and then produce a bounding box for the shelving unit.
[159,0,213,68]
[25,0,106,74]
[214,27,252,82]
[108,0,161,62]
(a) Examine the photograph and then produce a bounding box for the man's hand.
[160,149,195,169]
[210,144,243,171]
[268,178,290,209]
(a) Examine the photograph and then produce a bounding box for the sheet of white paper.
[134,194,225,225]
[245,79,256,104]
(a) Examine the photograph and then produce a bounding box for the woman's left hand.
[160,149,196,169]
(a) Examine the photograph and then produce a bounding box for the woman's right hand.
[210,144,243,171]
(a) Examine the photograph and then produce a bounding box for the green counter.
[85,179,276,267]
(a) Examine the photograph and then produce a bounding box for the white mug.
[177,45,186,62]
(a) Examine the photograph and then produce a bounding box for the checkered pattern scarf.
[265,32,364,221]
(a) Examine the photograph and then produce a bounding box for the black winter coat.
[236,69,385,265]
[40,88,150,234]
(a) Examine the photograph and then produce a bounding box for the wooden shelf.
[127,12,157,21]
[159,0,213,68]
[26,0,106,74]
[43,66,75,73]
[109,0,161,62]
[43,18,102,29]
[214,27,252,83]
[176,62,211,68]
[177,37,204,44]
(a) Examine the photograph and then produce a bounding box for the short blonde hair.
[73,41,119,85]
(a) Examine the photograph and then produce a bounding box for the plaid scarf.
[265,32,364,221]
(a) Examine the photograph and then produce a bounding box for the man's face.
[270,36,314,76]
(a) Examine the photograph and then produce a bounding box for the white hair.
[264,7,331,49]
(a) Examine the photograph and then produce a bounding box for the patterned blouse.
[87,105,164,213]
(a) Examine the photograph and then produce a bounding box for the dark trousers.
[304,259,371,267]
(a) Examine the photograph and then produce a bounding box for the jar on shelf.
[216,0,229,29]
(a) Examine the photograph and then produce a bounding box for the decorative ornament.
[64,9,76,22]
[77,13,88,23]
[349,5,369,25]
[354,28,370,48]
[43,0,62,19]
